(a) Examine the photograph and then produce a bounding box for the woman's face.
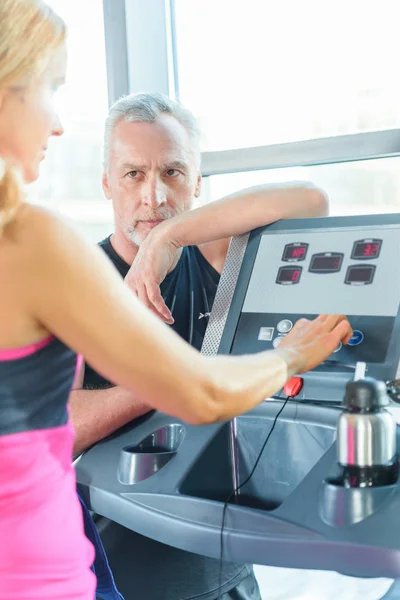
[0,45,66,183]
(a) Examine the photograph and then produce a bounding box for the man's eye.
[127,171,138,178]
[165,169,179,177]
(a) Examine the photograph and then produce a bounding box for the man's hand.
[125,183,328,322]
[125,230,180,324]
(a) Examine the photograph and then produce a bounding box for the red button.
[284,377,304,398]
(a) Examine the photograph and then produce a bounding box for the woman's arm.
[16,205,351,424]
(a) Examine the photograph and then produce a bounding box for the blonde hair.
[0,0,66,232]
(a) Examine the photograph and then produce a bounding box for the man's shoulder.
[98,235,112,252]
[97,235,130,278]
[165,245,220,284]
[189,245,221,280]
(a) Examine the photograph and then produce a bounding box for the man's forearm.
[156,182,328,249]
[70,386,152,455]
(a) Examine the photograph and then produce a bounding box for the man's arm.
[163,182,328,267]
[69,357,152,454]
[125,182,328,320]
[70,387,152,455]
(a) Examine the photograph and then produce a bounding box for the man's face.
[103,114,202,246]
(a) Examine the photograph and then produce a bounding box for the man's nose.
[142,178,167,208]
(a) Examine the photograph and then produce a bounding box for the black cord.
[217,396,291,599]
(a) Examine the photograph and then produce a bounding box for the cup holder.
[320,478,397,527]
[118,424,185,485]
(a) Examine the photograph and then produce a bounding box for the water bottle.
[337,378,398,488]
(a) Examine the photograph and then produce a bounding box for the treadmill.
[76,213,400,592]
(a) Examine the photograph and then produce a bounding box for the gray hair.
[104,92,201,171]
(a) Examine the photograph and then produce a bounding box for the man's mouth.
[139,219,164,226]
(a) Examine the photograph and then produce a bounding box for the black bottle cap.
[343,377,389,411]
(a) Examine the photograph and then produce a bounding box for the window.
[174,0,400,151]
[203,158,400,216]
[28,0,113,242]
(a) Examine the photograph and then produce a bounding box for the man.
[71,92,328,600]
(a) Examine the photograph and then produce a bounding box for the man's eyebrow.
[118,160,190,172]
[161,160,189,170]
[118,163,147,172]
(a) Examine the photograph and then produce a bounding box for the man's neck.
[110,230,139,266]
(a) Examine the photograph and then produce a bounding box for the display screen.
[351,239,382,260]
[282,242,308,262]
[276,266,302,285]
[309,253,343,273]
[345,264,376,286]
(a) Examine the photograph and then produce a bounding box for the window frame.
[103,1,400,181]
[102,0,176,104]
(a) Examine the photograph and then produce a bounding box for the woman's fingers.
[293,314,351,341]
[316,315,353,345]
[331,318,353,345]
[279,314,353,374]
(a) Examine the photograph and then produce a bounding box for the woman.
[0,1,352,598]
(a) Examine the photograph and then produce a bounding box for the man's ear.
[102,171,112,199]
[194,172,202,198]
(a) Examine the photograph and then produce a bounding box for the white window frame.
[102,0,400,181]
[102,0,176,104]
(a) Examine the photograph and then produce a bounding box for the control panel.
[231,227,398,364]
[206,215,400,402]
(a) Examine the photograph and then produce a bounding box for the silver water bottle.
[337,378,398,488]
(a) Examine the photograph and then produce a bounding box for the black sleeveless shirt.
[83,236,220,389]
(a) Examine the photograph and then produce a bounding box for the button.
[273,336,285,348]
[348,330,364,346]
[258,327,275,341]
[333,342,342,353]
[277,319,293,333]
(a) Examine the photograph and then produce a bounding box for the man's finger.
[146,281,169,313]
[137,284,153,310]
[147,283,174,324]
[130,285,139,298]
[124,271,137,290]
[140,283,172,323]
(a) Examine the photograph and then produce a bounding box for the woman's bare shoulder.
[2,202,60,243]
[0,202,99,285]
[5,202,89,256]
[13,202,65,234]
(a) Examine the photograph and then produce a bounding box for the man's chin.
[128,221,164,246]
[126,229,149,247]
[127,233,144,247]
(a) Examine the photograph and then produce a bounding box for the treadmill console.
[203,214,400,401]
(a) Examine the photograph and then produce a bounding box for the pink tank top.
[0,336,95,599]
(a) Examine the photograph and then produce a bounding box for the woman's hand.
[277,314,353,375]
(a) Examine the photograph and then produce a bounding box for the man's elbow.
[302,184,329,216]
[73,438,87,457]
[69,390,91,455]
